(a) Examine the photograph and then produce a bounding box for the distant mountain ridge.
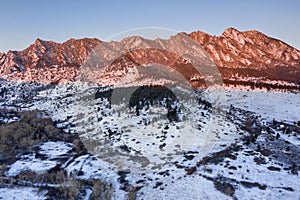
[188,28,300,84]
[188,28,300,69]
[0,28,299,87]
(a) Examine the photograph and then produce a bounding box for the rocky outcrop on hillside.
[188,28,300,84]
[188,28,300,69]
[0,38,101,83]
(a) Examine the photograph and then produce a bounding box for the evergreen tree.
[291,162,298,175]
[276,132,280,140]
[136,106,140,116]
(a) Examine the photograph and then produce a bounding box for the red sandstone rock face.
[0,38,101,83]
[188,28,300,69]
[0,28,299,85]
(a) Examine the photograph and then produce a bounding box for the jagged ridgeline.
[1,28,300,89]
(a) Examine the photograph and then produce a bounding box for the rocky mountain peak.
[222,27,241,38]
[189,28,300,69]
[0,28,299,86]
[34,38,44,44]
[186,31,211,46]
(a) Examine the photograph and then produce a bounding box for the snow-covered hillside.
[0,80,299,199]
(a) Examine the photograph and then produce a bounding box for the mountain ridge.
[188,27,300,69]
[0,28,299,87]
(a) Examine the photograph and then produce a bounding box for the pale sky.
[0,0,299,52]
